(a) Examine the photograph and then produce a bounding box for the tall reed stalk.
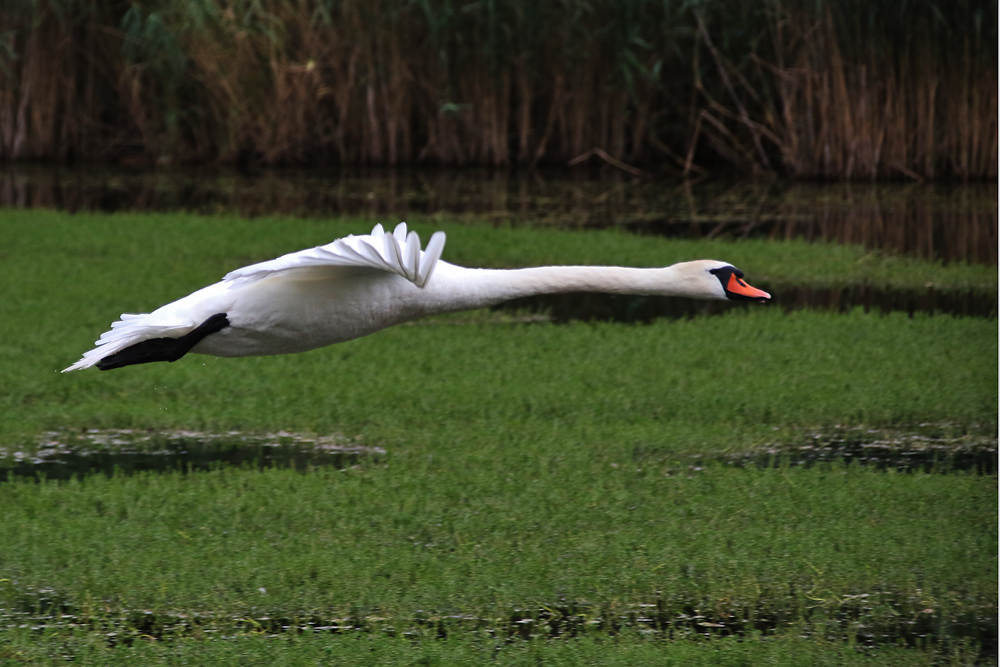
[691,0,997,180]
[1,0,125,160]
[0,0,995,179]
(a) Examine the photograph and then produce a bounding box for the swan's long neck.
[419,262,717,315]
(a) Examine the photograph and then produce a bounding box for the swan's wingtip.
[61,359,89,373]
[416,230,447,287]
[392,222,408,244]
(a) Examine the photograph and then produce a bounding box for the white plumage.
[222,222,445,287]
[64,222,770,372]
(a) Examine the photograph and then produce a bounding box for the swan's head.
[672,260,772,302]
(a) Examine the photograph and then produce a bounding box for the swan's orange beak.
[727,273,771,301]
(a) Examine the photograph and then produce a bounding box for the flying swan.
[64,223,771,372]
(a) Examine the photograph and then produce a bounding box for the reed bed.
[701,3,999,181]
[0,0,995,179]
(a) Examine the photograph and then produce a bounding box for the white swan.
[64,223,770,372]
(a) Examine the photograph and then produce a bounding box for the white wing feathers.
[224,222,446,288]
[62,223,446,372]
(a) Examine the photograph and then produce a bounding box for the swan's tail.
[62,315,193,372]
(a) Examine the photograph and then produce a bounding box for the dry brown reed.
[0,0,995,180]
[693,3,997,181]
[2,1,112,160]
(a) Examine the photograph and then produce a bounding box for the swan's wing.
[223,222,447,288]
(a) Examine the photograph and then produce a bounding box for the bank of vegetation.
[1,0,995,180]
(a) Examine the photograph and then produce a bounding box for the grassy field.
[0,210,996,664]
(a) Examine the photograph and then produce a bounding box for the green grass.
[0,209,996,662]
[0,463,993,623]
[2,308,995,450]
[0,209,995,436]
[1,209,993,447]
[0,630,966,666]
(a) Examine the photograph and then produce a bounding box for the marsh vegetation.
[1,0,996,179]
[0,203,996,663]
[1,1,996,661]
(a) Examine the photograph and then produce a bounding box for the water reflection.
[496,285,996,322]
[2,165,995,265]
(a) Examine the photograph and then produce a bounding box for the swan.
[63,223,770,372]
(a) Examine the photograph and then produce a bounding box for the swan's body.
[64,223,770,372]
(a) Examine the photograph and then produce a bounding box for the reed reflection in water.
[2,166,995,265]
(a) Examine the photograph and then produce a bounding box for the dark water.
[717,437,997,475]
[0,430,382,483]
[3,428,993,483]
[496,285,997,322]
[2,165,996,265]
[631,427,999,476]
[4,592,994,661]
